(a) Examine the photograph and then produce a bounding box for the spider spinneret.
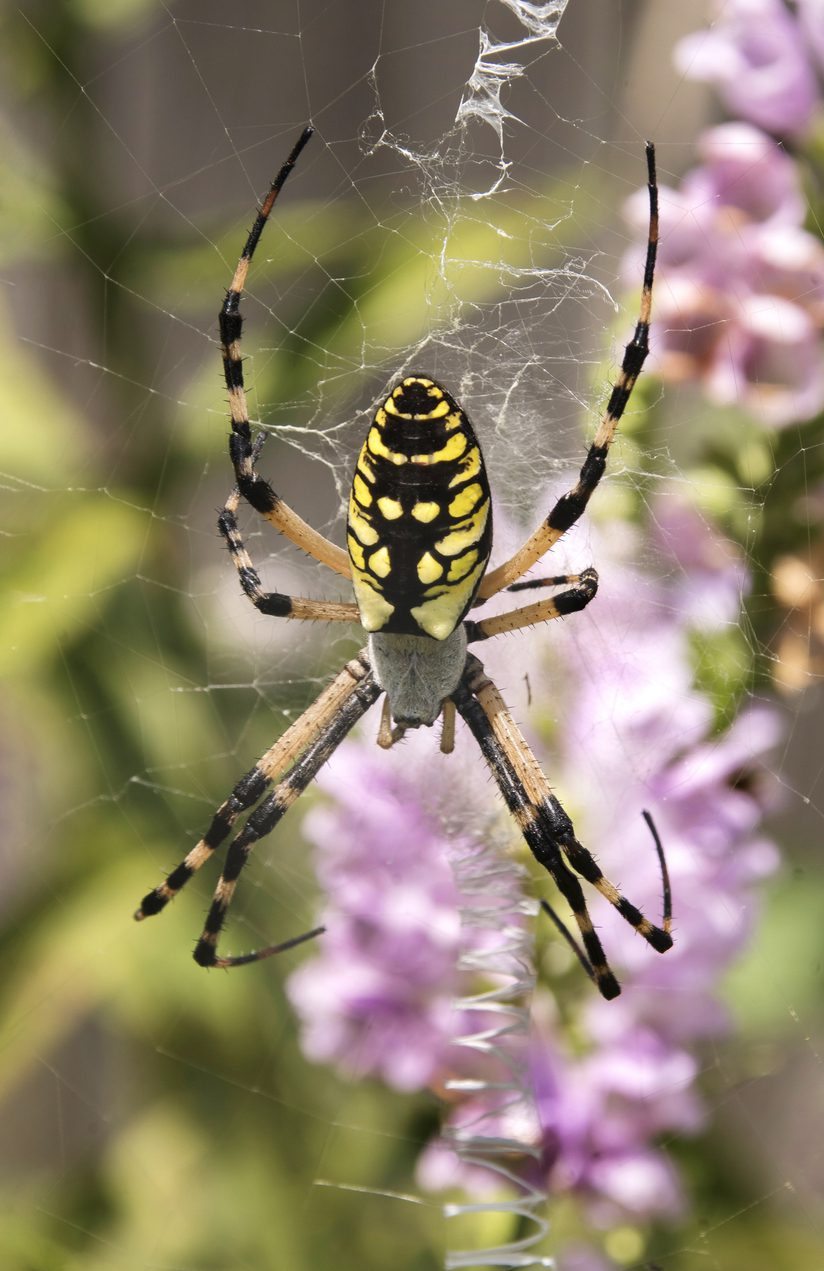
[134,126,672,999]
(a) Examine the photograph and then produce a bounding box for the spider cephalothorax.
[134,127,672,999]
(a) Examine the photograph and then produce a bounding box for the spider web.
[2,2,824,1270]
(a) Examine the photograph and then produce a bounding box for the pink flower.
[286,729,525,1091]
[289,502,781,1245]
[707,293,824,425]
[799,0,824,75]
[688,123,805,226]
[625,124,824,425]
[649,493,748,631]
[676,0,820,139]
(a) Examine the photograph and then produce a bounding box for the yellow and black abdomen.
[348,376,492,640]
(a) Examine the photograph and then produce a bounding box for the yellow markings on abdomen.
[417,552,443,584]
[448,482,483,520]
[369,546,391,578]
[348,536,365,570]
[448,549,479,582]
[383,379,451,421]
[410,430,467,466]
[367,421,468,470]
[411,501,440,523]
[347,375,492,639]
[436,497,490,557]
[357,452,376,484]
[352,578,395,632]
[384,395,451,421]
[348,494,379,546]
[353,473,372,506]
[377,496,403,519]
[411,558,487,639]
[449,445,481,486]
[367,427,407,464]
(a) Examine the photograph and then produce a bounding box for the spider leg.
[193,663,382,968]
[465,568,598,642]
[539,898,599,988]
[477,143,658,600]
[537,818,668,992]
[135,651,374,920]
[472,572,591,608]
[465,654,671,950]
[506,572,592,595]
[452,664,621,1000]
[218,126,351,580]
[454,653,673,998]
[219,487,359,623]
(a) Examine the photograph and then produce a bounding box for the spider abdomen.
[348,376,492,639]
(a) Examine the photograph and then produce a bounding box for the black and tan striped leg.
[219,487,359,623]
[194,665,382,968]
[465,568,598,642]
[506,571,594,595]
[218,125,352,581]
[454,653,672,999]
[477,143,658,601]
[539,897,602,988]
[466,655,672,951]
[134,651,374,921]
[472,572,594,606]
[452,666,621,1000]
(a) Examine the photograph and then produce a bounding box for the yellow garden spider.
[135,127,672,1000]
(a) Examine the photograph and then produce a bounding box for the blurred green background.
[2,2,824,1268]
